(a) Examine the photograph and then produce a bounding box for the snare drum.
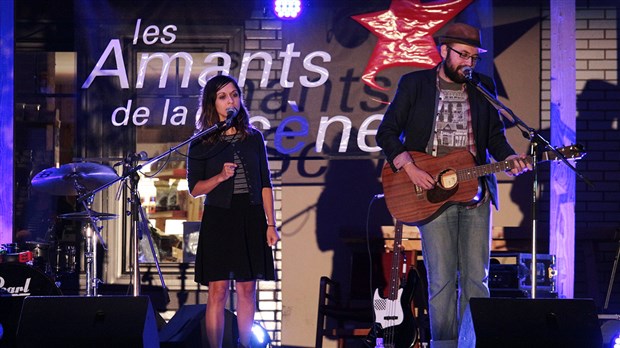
[0,263,61,297]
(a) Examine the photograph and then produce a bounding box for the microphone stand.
[464,70,592,298]
[78,119,232,297]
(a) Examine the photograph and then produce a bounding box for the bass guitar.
[381,145,585,226]
[368,220,417,348]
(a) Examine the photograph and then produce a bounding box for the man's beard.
[442,57,467,84]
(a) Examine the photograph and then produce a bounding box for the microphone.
[116,151,148,168]
[374,193,384,199]
[225,107,238,126]
[461,66,473,81]
[126,151,148,162]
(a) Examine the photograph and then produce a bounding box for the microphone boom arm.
[77,120,229,202]
[465,70,592,299]
[75,119,230,297]
[464,74,589,185]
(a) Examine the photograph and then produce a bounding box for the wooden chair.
[315,276,374,348]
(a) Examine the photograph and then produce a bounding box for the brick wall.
[541,5,620,311]
[244,8,284,345]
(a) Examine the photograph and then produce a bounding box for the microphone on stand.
[129,151,149,161]
[115,151,148,167]
[462,66,473,81]
[225,107,238,127]
[124,151,148,165]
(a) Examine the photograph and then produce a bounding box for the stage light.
[273,0,301,19]
[601,319,620,348]
[250,321,271,347]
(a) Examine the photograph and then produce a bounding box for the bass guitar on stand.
[367,220,418,348]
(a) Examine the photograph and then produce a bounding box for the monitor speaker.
[16,295,159,348]
[159,304,238,348]
[459,297,602,348]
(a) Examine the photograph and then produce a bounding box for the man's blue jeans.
[419,200,491,348]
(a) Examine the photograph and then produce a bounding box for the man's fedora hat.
[438,22,487,52]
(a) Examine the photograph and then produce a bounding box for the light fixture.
[250,321,271,347]
[601,319,620,348]
[613,335,620,348]
[273,0,301,19]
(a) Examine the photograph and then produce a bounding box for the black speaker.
[16,295,159,348]
[159,304,238,348]
[98,283,169,313]
[459,297,602,348]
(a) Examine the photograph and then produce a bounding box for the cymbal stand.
[83,216,98,296]
[74,180,108,297]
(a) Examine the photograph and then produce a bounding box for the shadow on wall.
[315,129,393,307]
[505,76,620,312]
[573,78,620,311]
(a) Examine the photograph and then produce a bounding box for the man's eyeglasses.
[447,46,481,64]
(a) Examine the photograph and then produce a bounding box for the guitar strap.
[426,70,441,156]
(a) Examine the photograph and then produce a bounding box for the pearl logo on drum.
[0,276,32,296]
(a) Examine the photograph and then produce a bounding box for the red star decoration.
[352,0,473,90]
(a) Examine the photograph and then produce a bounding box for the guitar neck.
[388,222,404,300]
[457,156,533,182]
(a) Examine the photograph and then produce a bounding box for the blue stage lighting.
[613,334,620,348]
[601,319,620,348]
[250,321,271,347]
[274,0,301,19]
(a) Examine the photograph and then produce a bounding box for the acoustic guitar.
[381,145,585,226]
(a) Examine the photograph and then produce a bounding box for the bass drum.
[0,263,62,346]
[0,262,62,297]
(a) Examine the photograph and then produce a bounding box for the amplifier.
[489,253,557,293]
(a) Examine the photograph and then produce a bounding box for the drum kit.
[0,162,118,297]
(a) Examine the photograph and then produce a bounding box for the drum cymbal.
[58,211,118,221]
[31,162,118,196]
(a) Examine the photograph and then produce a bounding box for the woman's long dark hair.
[196,75,252,144]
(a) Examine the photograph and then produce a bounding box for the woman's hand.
[218,162,237,182]
[266,226,280,247]
[190,162,237,197]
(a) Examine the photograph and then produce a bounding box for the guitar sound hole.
[438,169,457,189]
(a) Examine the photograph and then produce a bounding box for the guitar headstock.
[541,144,586,162]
